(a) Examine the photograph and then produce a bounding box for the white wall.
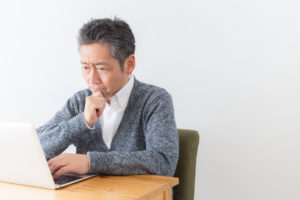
[0,0,299,199]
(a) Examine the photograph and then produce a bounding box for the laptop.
[0,121,97,189]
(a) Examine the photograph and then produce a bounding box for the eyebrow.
[80,61,109,66]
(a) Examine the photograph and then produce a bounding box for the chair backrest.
[174,129,199,200]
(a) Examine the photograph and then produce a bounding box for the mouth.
[91,88,101,93]
[89,85,111,99]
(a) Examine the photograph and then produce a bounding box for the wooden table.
[0,175,179,200]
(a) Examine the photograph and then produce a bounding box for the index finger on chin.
[92,91,103,97]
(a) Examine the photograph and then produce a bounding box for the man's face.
[80,43,134,98]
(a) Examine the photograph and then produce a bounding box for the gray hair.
[78,17,136,70]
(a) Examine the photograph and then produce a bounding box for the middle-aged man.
[37,18,179,179]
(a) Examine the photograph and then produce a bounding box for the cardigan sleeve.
[36,93,91,159]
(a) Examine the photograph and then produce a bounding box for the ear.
[124,54,135,74]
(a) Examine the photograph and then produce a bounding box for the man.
[37,18,179,179]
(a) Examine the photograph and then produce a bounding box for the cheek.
[112,74,125,91]
[101,74,118,88]
[99,75,110,85]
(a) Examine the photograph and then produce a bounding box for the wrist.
[83,114,95,129]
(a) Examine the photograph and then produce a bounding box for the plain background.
[0,0,299,199]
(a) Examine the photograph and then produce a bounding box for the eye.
[81,65,90,71]
[96,65,108,71]
[97,67,105,71]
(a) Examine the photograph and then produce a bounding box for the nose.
[89,64,102,84]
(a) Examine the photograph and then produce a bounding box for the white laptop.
[0,122,96,189]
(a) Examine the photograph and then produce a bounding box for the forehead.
[80,43,112,62]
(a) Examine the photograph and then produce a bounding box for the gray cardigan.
[37,78,179,177]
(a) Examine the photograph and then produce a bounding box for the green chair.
[174,129,199,200]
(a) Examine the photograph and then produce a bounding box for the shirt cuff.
[83,116,95,130]
[87,152,91,171]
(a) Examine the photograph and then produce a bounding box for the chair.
[173,129,199,200]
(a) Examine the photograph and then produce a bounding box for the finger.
[50,162,68,175]
[92,88,111,100]
[48,157,68,174]
[48,154,63,167]
[53,166,71,179]
[92,91,104,97]
[48,156,57,166]
[90,102,104,112]
[92,98,106,107]
[91,96,106,104]
[89,97,106,107]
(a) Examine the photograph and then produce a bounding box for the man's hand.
[48,153,89,179]
[83,91,106,127]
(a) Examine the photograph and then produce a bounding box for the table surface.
[0,175,179,200]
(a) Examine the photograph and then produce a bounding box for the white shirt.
[100,75,134,149]
[85,75,135,149]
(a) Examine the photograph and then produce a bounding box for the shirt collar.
[109,75,134,109]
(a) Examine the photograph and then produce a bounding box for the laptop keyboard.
[54,174,82,185]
